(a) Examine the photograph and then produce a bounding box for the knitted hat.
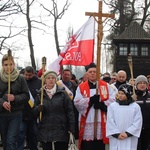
[118,84,132,99]
[43,71,57,80]
[135,75,148,86]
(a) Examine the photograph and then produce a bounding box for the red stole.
[78,80,109,150]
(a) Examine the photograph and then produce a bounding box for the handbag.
[68,132,78,150]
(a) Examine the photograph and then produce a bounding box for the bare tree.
[25,0,36,69]
[138,0,150,30]
[0,0,25,52]
[19,0,49,70]
[40,0,71,56]
[104,0,150,34]
[102,0,150,71]
[0,0,72,70]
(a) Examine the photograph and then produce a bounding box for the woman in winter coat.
[34,70,75,150]
[135,75,150,150]
[0,54,29,150]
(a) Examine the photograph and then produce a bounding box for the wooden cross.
[85,0,115,139]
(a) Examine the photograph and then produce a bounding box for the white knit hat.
[135,75,148,86]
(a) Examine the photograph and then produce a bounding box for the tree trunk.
[54,19,60,55]
[26,0,36,70]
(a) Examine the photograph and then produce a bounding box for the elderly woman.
[34,71,75,150]
[0,54,29,150]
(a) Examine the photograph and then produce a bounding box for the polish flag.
[49,16,95,74]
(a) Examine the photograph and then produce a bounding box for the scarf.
[44,84,56,99]
[0,68,19,83]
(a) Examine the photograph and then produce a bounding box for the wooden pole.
[85,0,115,139]
[7,49,12,112]
[95,1,103,140]
[7,50,12,94]
[39,56,46,122]
[127,55,136,99]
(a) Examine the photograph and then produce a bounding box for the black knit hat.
[118,84,132,99]
[85,62,96,72]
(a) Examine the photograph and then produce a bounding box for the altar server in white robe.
[106,84,142,150]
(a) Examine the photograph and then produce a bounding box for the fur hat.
[43,71,57,80]
[135,75,148,86]
[118,84,132,99]
[85,62,96,72]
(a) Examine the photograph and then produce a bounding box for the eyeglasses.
[111,78,116,80]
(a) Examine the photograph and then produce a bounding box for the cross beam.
[85,1,114,80]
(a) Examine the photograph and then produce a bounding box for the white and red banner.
[49,16,95,74]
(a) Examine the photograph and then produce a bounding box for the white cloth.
[110,84,118,94]
[106,102,142,150]
[44,84,56,99]
[74,83,115,140]
[57,80,73,100]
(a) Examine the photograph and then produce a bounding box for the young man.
[74,63,115,150]
[17,66,41,150]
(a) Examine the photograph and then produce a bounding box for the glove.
[38,104,44,112]
[94,101,107,112]
[89,95,100,108]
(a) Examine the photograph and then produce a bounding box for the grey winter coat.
[34,84,75,143]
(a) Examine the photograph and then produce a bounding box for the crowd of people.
[0,54,150,150]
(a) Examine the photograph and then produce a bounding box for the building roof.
[113,21,150,41]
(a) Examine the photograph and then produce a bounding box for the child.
[106,84,142,150]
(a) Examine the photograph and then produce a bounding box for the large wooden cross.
[85,0,115,139]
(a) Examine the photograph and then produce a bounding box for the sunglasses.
[111,78,116,80]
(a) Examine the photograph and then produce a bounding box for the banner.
[49,17,95,74]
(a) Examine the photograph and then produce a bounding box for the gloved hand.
[89,95,100,108]
[94,101,107,112]
[38,104,44,112]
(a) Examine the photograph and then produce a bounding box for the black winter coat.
[136,90,150,129]
[0,75,29,115]
[22,75,41,120]
[34,84,75,143]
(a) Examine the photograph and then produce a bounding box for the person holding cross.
[74,62,115,150]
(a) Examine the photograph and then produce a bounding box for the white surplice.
[74,83,115,140]
[106,102,142,150]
